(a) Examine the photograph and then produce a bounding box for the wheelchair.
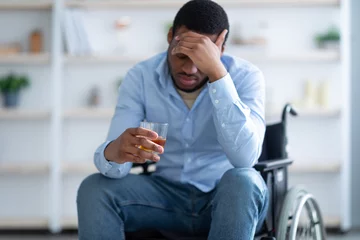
[126,104,326,240]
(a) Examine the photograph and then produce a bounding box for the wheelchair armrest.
[254,158,293,172]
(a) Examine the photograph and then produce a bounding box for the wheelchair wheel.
[276,186,326,240]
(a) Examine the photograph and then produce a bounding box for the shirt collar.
[155,52,170,89]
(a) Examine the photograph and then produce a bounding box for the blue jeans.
[77,168,269,240]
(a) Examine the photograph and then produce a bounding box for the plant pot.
[2,91,20,108]
[317,40,340,50]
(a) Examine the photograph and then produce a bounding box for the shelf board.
[0,162,49,174]
[250,50,340,63]
[62,162,97,174]
[0,217,48,229]
[62,161,149,175]
[66,0,339,8]
[0,53,50,64]
[64,51,339,64]
[0,109,51,120]
[63,108,114,119]
[289,161,341,173]
[65,55,150,64]
[266,108,341,119]
[0,1,52,10]
[62,216,78,229]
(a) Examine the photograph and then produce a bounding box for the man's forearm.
[208,72,265,167]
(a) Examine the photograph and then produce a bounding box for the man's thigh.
[83,173,194,232]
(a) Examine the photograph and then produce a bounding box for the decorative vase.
[2,92,20,108]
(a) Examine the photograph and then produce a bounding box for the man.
[77,0,268,239]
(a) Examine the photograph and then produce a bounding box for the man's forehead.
[175,26,218,42]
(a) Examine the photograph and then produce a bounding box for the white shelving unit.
[289,161,341,173]
[0,53,50,64]
[0,218,49,229]
[0,0,351,233]
[62,161,145,174]
[0,109,51,120]
[66,0,340,8]
[63,108,114,119]
[0,1,52,10]
[0,162,49,174]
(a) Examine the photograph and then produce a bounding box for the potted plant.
[0,73,30,108]
[315,26,340,49]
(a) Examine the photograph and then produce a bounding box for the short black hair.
[172,0,230,44]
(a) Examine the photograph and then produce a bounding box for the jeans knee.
[77,173,103,204]
[219,168,266,195]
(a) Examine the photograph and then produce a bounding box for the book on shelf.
[63,9,92,55]
[63,9,124,56]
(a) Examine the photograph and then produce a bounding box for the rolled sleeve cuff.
[95,141,127,177]
[208,73,240,109]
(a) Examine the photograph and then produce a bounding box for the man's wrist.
[208,63,227,83]
[104,141,117,162]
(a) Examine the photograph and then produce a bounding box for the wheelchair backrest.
[258,122,287,162]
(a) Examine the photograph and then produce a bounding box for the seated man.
[77,0,268,239]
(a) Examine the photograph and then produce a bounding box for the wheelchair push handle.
[281,103,298,123]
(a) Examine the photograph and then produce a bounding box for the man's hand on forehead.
[171,29,228,82]
[173,30,225,50]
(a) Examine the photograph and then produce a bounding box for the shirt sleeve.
[94,66,145,178]
[208,71,265,168]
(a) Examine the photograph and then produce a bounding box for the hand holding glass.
[139,121,168,154]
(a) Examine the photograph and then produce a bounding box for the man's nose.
[182,59,198,75]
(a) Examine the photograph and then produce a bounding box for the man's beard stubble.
[167,57,209,93]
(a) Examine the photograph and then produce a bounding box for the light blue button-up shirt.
[94,52,265,192]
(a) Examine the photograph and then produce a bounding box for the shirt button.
[221,123,225,128]
[212,89,216,93]
[186,118,190,122]
[185,143,189,148]
[214,100,219,104]
[187,158,191,162]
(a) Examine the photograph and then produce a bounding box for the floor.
[0,232,359,240]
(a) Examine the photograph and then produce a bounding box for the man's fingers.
[127,146,160,162]
[172,45,192,56]
[122,153,143,163]
[127,127,158,139]
[131,137,164,154]
[122,153,154,164]
[177,41,197,49]
[215,29,228,48]
[175,36,205,43]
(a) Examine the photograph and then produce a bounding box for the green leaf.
[0,73,30,93]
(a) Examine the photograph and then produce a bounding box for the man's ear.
[167,27,173,45]
[221,44,225,54]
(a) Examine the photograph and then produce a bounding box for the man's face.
[167,26,219,93]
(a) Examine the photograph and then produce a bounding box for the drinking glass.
[139,121,168,154]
